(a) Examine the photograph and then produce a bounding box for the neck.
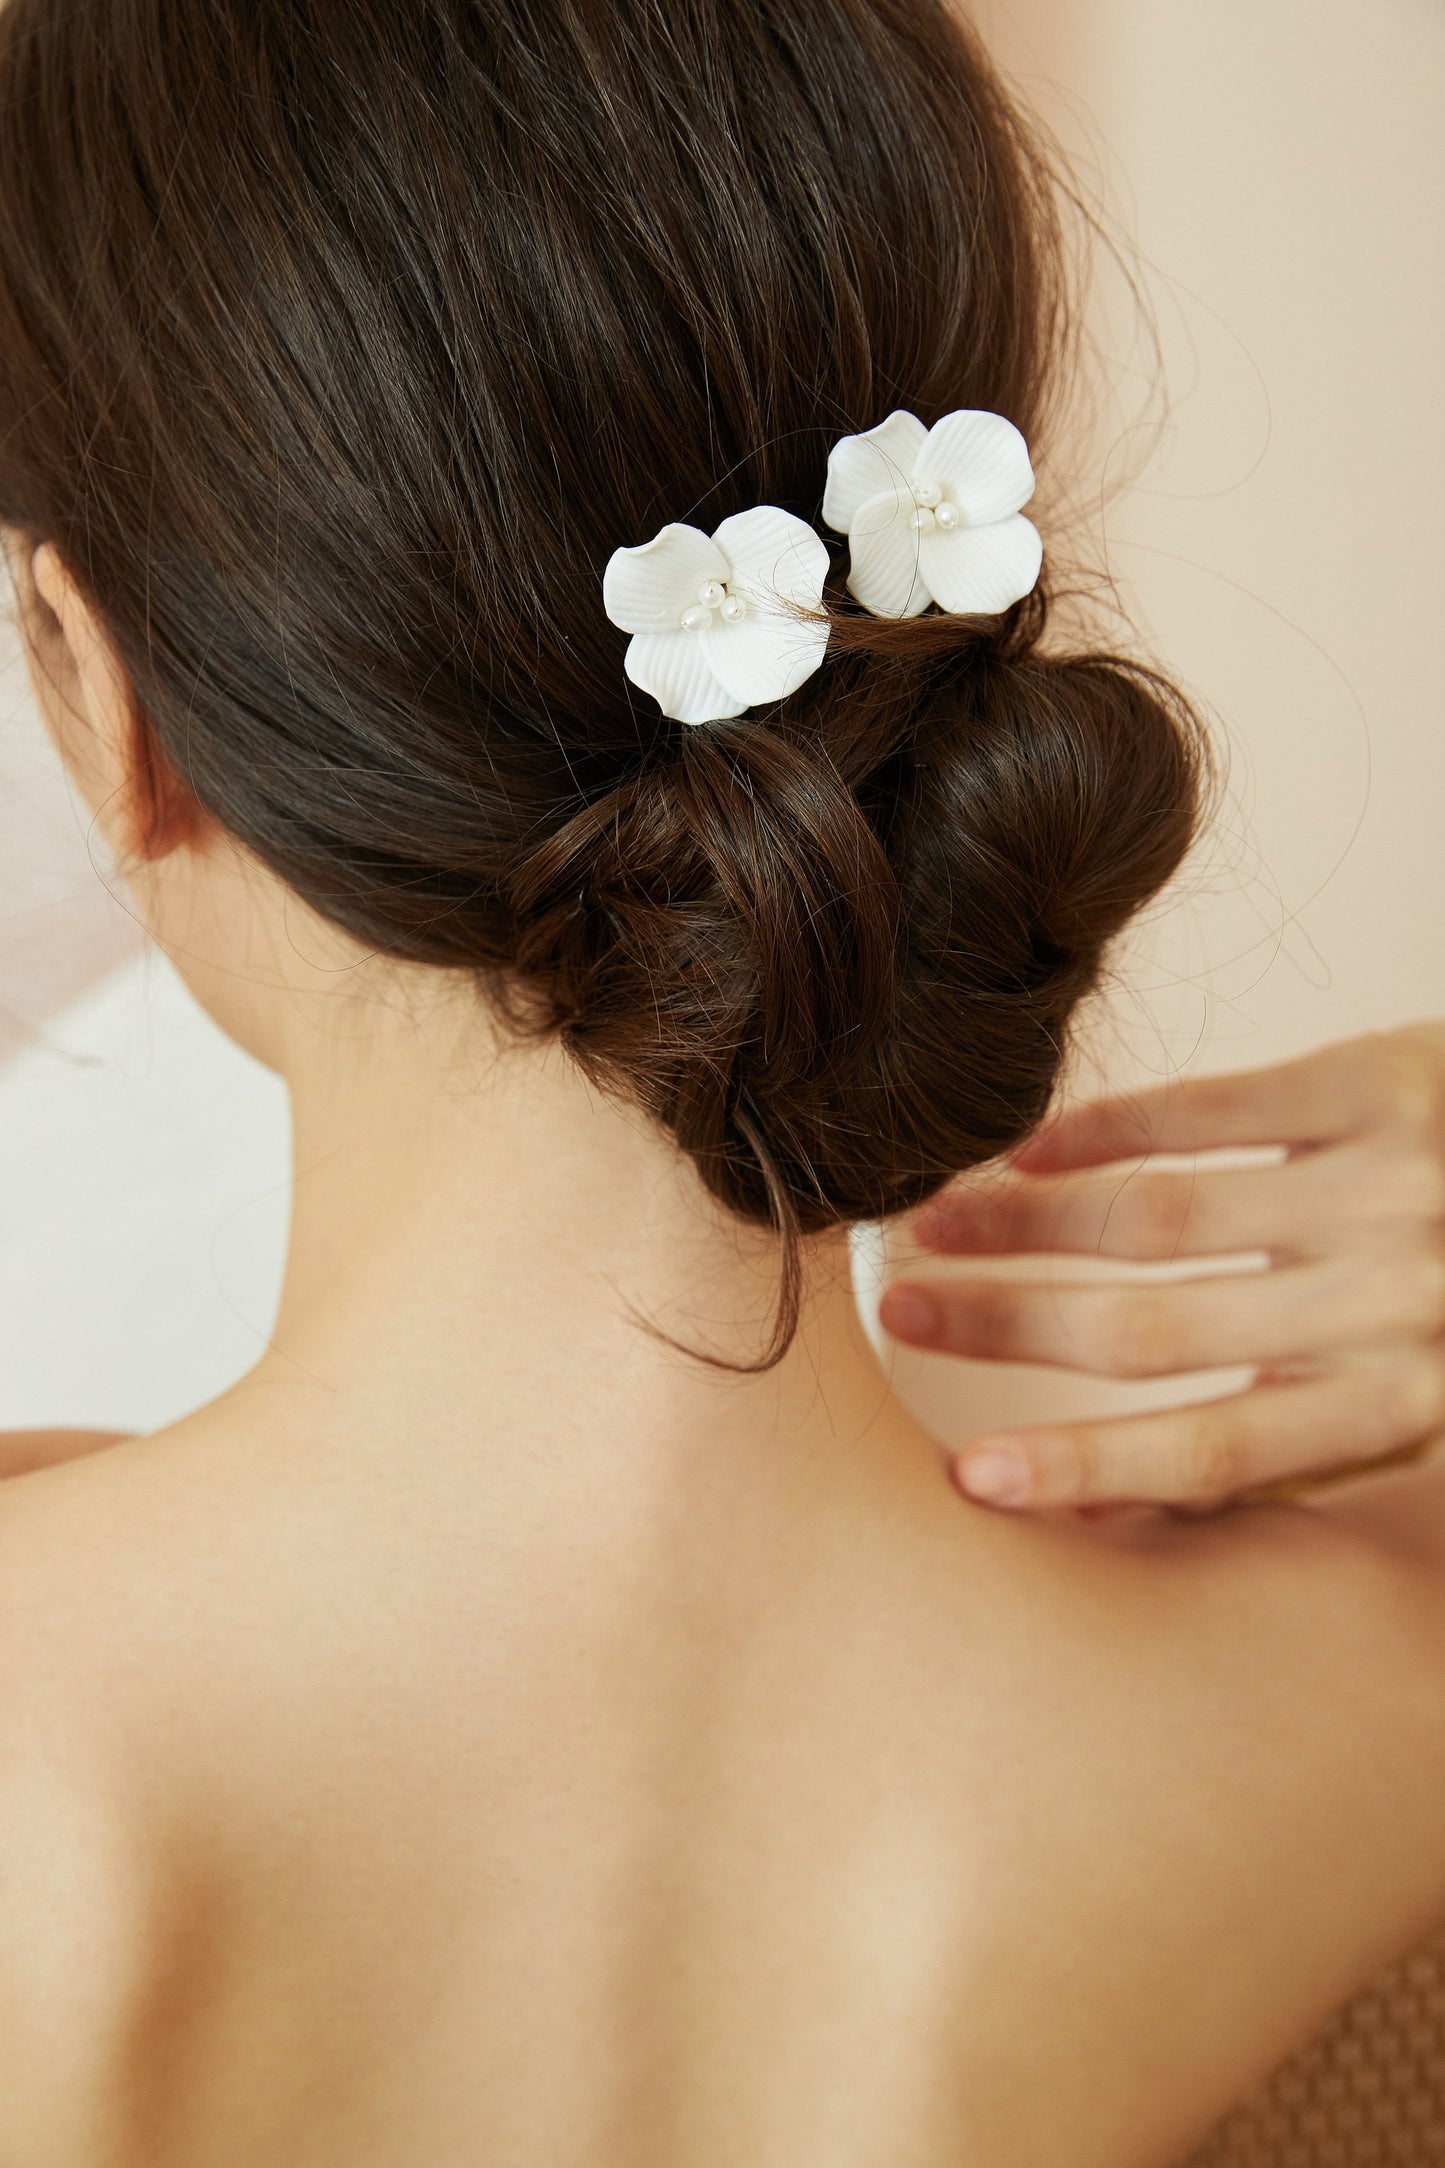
[233,966,899,1484]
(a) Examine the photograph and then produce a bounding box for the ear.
[27,541,192,862]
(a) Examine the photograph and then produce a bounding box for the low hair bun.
[505,722,902,1232]
[508,597,1207,1351]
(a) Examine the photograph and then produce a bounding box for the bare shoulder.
[0,1436,228,2163]
[929,1470,1445,2168]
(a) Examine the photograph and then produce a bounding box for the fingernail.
[955,1444,1032,1507]
[879,1284,941,1346]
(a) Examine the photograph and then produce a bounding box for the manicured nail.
[879,1284,941,1346]
[955,1444,1032,1507]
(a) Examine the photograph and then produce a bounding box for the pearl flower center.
[681,575,748,631]
[909,480,963,534]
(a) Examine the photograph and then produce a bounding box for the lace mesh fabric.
[1185,1934,1445,2166]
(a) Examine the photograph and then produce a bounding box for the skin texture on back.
[0,1361,1442,2168]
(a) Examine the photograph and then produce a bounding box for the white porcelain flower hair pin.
[822,408,1042,619]
[603,506,830,725]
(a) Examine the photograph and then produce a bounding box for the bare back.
[3,1386,1443,2168]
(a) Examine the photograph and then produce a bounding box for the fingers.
[947,1343,1445,1510]
[1014,1032,1444,1175]
[912,1147,1399,1263]
[917,1141,1444,1262]
[879,1243,1445,1379]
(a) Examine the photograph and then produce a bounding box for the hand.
[879,1027,1445,1512]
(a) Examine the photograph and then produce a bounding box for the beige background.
[886,0,1445,1442]
[0,0,1441,1432]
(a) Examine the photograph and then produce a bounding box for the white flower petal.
[916,512,1043,617]
[603,523,731,636]
[698,505,830,704]
[623,630,748,724]
[699,609,830,708]
[821,410,929,534]
[711,505,830,610]
[916,410,1036,526]
[844,487,932,618]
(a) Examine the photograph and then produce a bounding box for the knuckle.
[1097,1288,1182,1379]
[1379,1036,1444,1135]
[968,1283,1026,1358]
[1371,1150,1445,1227]
[1374,1354,1445,1445]
[1184,1414,1248,1502]
[1184,1078,1235,1133]
[1067,1426,1109,1503]
[1111,1174,1190,1260]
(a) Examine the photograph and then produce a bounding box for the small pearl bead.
[934,501,962,532]
[914,481,942,508]
[698,579,726,608]
[909,507,937,533]
[719,593,747,623]
[680,603,711,632]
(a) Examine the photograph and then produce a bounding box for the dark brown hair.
[0,0,1205,1360]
